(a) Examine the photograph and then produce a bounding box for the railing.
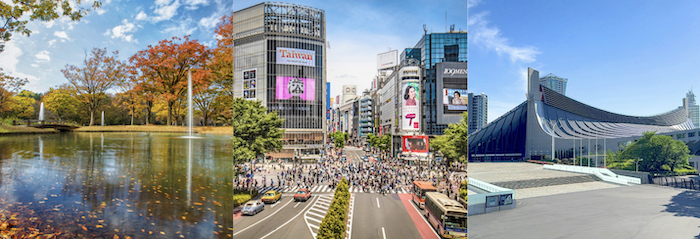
[543,164,641,185]
[653,176,700,190]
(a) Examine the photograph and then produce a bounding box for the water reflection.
[0,133,233,238]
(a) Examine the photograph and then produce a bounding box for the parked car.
[261,190,282,204]
[241,200,264,215]
[294,188,312,201]
[360,156,368,162]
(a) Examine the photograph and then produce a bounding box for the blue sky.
[0,0,232,93]
[468,0,700,123]
[234,0,468,101]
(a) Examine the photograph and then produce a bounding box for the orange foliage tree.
[62,48,126,126]
[129,36,211,126]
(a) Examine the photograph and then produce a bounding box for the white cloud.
[54,31,70,41]
[31,64,39,68]
[468,12,540,63]
[161,18,196,36]
[152,0,180,22]
[184,0,209,10]
[135,11,148,21]
[43,21,55,28]
[35,50,50,62]
[106,19,140,43]
[96,9,107,15]
[0,41,44,93]
[198,13,220,29]
[48,39,57,46]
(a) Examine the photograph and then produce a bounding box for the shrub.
[317,178,350,239]
[233,194,252,208]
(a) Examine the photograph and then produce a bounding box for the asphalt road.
[344,146,367,164]
[352,193,425,239]
[233,196,316,239]
[470,185,700,239]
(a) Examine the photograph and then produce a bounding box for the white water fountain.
[38,102,45,121]
[181,70,200,139]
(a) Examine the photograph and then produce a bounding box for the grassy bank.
[74,125,232,134]
[0,125,58,134]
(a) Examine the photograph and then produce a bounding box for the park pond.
[0,133,232,238]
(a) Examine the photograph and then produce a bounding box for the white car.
[241,200,264,215]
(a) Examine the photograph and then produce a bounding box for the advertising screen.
[402,135,429,153]
[276,47,315,67]
[401,82,420,131]
[276,76,316,101]
[242,68,257,100]
[443,88,468,112]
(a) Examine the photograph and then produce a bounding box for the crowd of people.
[234,147,467,201]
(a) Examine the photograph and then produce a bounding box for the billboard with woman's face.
[443,88,468,112]
[402,82,420,131]
[402,135,429,153]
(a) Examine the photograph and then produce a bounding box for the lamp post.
[636,158,643,172]
[548,120,560,162]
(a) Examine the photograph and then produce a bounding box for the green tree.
[43,84,78,123]
[0,0,101,53]
[620,131,691,172]
[329,132,346,149]
[231,98,284,172]
[431,112,468,163]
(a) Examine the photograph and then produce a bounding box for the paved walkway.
[469,162,622,199]
[471,185,700,239]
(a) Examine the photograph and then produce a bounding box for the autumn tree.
[0,69,27,116]
[209,13,233,123]
[192,70,217,126]
[0,0,101,53]
[7,90,36,119]
[43,84,78,123]
[129,36,210,126]
[117,71,143,125]
[62,47,126,126]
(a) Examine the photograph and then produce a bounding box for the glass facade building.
[234,2,326,159]
[539,73,568,95]
[411,32,468,135]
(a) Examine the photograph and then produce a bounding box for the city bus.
[424,192,468,239]
[412,181,437,209]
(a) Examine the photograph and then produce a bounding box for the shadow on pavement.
[663,190,700,238]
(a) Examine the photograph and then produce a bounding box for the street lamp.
[636,158,643,172]
[547,119,560,162]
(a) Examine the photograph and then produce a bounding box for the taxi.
[261,190,282,204]
[294,188,312,202]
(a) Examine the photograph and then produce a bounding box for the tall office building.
[234,2,326,160]
[410,31,468,135]
[539,73,568,95]
[468,92,488,131]
[683,90,700,128]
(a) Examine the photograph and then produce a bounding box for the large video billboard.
[276,47,315,67]
[276,76,316,101]
[401,82,420,131]
[443,88,468,112]
[377,50,398,70]
[402,135,429,153]
[242,68,257,100]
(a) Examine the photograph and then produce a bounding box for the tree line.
[1,10,234,127]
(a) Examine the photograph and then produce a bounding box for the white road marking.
[259,196,318,239]
[382,227,386,239]
[294,202,301,208]
[407,198,440,238]
[232,198,294,237]
[376,198,380,208]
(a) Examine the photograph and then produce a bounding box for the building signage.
[276,76,316,101]
[276,47,315,67]
[242,68,257,100]
[443,88,468,111]
[402,135,429,153]
[401,82,420,131]
[377,50,398,70]
[443,68,468,76]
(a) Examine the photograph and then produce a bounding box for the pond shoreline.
[0,125,232,135]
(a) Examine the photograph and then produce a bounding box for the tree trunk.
[89,110,94,126]
[167,101,173,126]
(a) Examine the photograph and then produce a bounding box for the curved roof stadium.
[469,68,694,161]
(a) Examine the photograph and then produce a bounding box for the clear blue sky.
[468,0,700,123]
[0,0,232,93]
[234,0,468,101]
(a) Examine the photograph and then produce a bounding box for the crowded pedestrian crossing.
[254,185,412,194]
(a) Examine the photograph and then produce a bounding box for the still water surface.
[0,133,232,238]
